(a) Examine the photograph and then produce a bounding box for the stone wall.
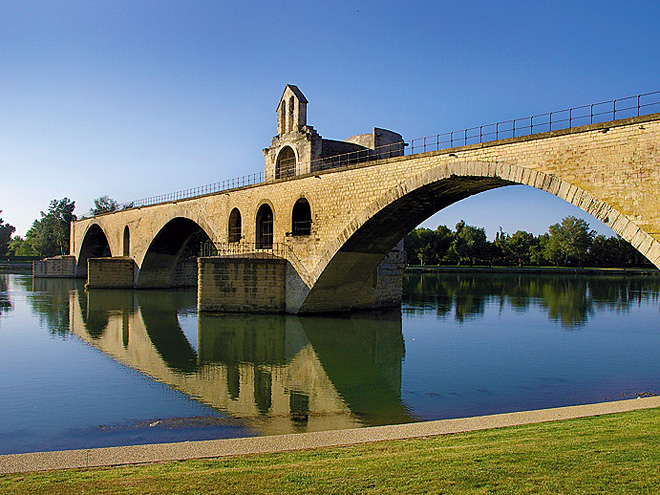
[198,256,287,313]
[171,258,198,288]
[33,255,77,278]
[87,257,135,289]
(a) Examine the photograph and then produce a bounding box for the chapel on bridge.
[263,85,405,181]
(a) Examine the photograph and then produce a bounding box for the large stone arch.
[136,217,215,289]
[76,223,112,278]
[299,159,659,313]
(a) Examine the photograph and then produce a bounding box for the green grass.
[2,408,660,494]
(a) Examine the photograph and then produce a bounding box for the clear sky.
[2,1,659,238]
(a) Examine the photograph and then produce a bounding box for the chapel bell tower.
[263,85,322,181]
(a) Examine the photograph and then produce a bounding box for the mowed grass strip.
[2,407,659,494]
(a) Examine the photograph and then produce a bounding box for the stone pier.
[87,257,136,289]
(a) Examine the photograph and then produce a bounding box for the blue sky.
[2,1,659,238]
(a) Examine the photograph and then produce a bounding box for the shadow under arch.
[301,159,658,313]
[137,217,213,289]
[76,223,112,278]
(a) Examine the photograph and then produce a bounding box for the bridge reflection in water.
[69,287,412,436]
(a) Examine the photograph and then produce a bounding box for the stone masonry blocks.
[198,257,286,313]
[87,257,135,289]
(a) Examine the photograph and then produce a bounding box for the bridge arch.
[299,159,657,313]
[136,216,214,288]
[76,223,112,278]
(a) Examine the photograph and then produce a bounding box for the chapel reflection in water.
[69,287,411,435]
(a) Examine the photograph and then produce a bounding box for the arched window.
[123,226,130,256]
[288,96,294,132]
[228,208,241,243]
[279,101,286,135]
[292,198,311,236]
[275,146,296,179]
[256,203,274,249]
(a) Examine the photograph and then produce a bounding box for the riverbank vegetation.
[2,199,77,258]
[1,196,122,258]
[1,407,659,494]
[405,216,651,268]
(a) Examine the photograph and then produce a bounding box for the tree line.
[405,216,651,268]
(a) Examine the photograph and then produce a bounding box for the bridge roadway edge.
[1,397,659,474]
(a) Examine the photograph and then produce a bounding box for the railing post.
[549,112,552,132]
[495,122,499,140]
[479,125,483,143]
[637,94,641,116]
[569,108,572,128]
[513,119,516,138]
[613,99,616,120]
[590,104,593,124]
[529,116,533,134]
[450,132,453,148]
[464,128,467,146]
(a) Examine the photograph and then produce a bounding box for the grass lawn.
[2,408,659,494]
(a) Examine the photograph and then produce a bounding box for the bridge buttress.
[87,257,136,289]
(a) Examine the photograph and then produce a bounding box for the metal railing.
[408,90,660,154]
[82,90,660,218]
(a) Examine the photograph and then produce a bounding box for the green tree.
[0,212,16,256]
[7,235,25,256]
[23,198,77,257]
[545,216,595,267]
[506,230,534,267]
[404,228,436,265]
[530,233,549,266]
[452,220,487,266]
[91,195,119,215]
[432,225,454,264]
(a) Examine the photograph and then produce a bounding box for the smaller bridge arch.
[137,217,214,288]
[76,223,112,278]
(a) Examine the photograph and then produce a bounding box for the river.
[0,272,658,454]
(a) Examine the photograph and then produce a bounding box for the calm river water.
[0,272,658,454]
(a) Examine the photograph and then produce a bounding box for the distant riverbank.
[0,262,32,274]
[405,265,660,276]
[3,263,659,276]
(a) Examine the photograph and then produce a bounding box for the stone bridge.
[66,86,660,313]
